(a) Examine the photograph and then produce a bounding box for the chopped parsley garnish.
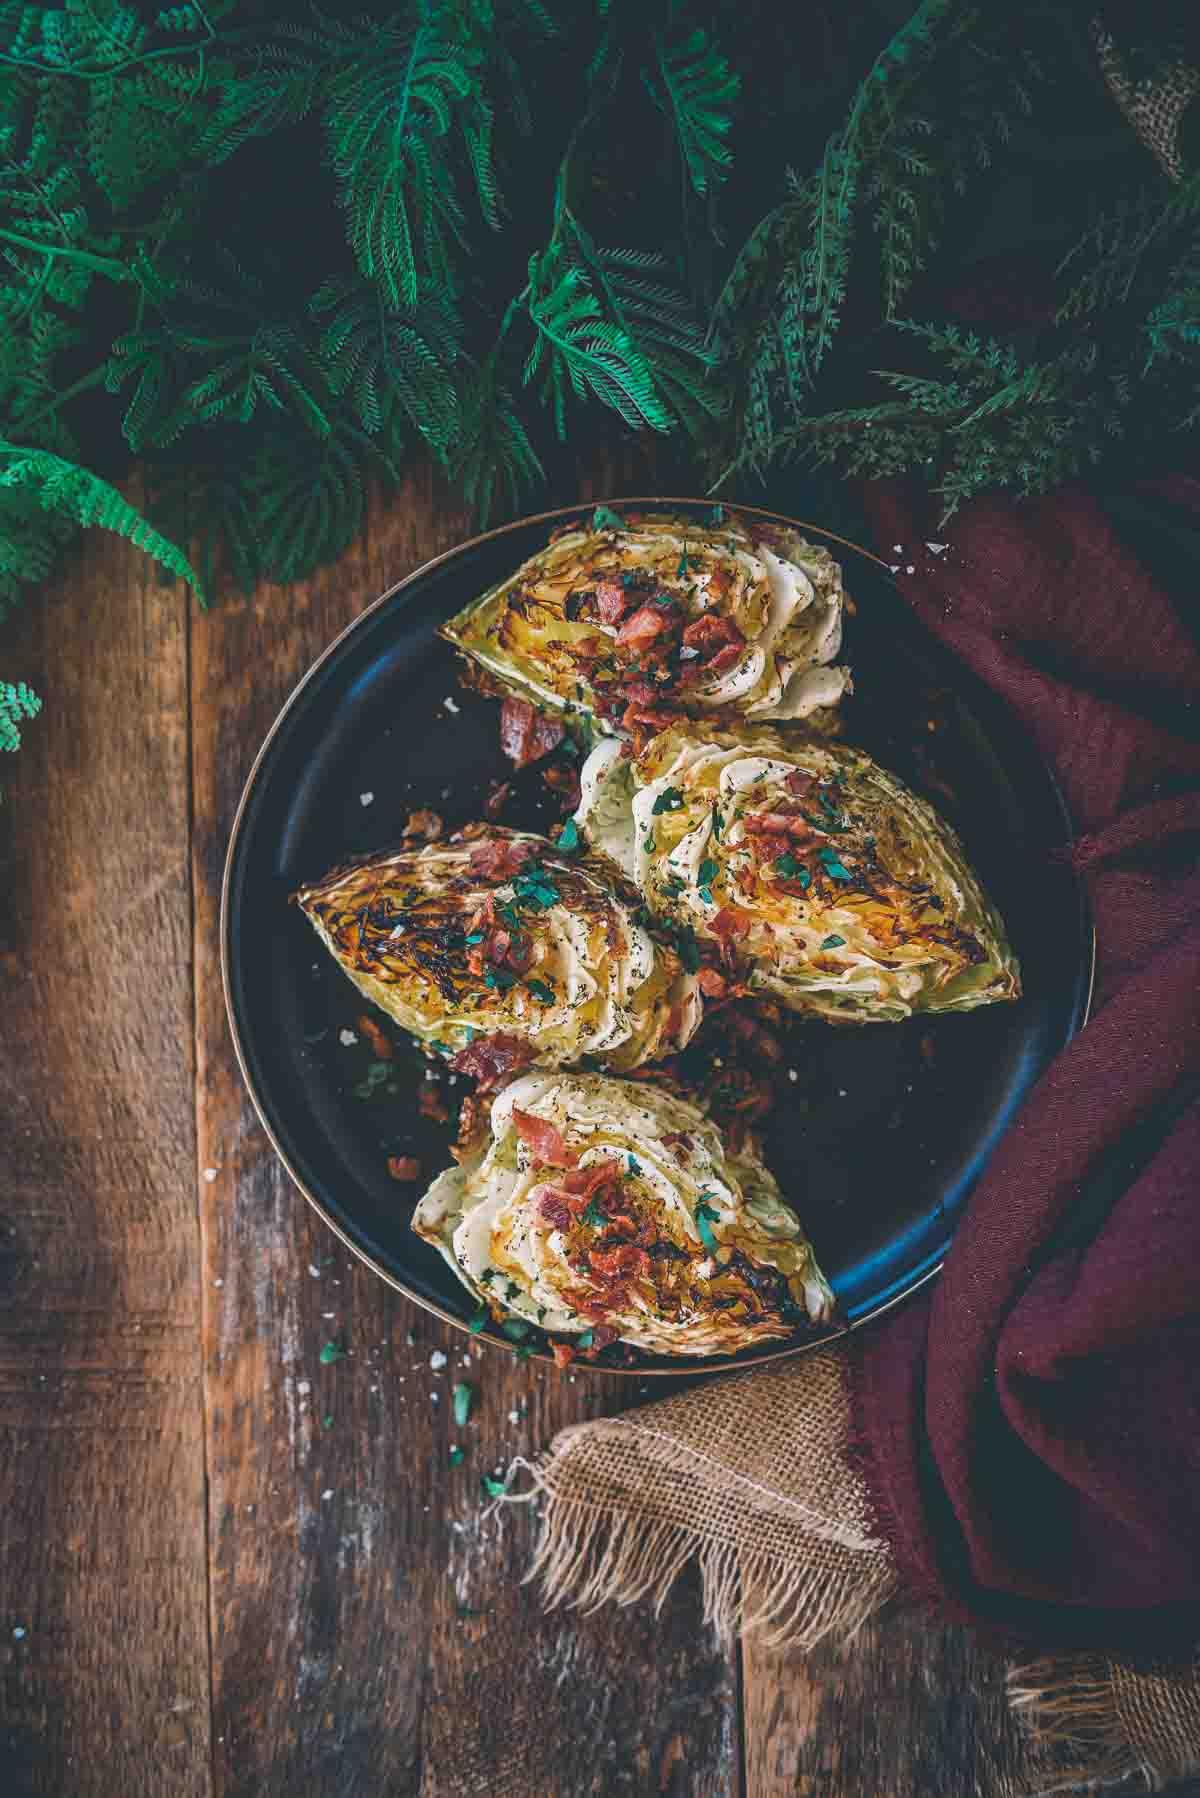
[501,1317,531,1341]
[481,1473,507,1498]
[712,808,724,838]
[505,1280,520,1299]
[581,1197,606,1228]
[514,1342,537,1361]
[449,1445,465,1466]
[513,867,561,910]
[698,886,714,906]
[774,853,801,878]
[576,1330,595,1349]
[642,832,655,853]
[527,978,556,1004]
[452,1382,473,1428]
[674,926,701,973]
[697,857,718,886]
[479,1268,497,1285]
[662,873,686,897]
[676,551,690,578]
[465,931,485,945]
[484,967,516,990]
[429,1039,451,1056]
[818,847,852,881]
[821,934,846,949]
[695,1197,721,1253]
[592,505,625,532]
[468,1306,488,1334]
[319,1338,346,1365]
[352,1061,392,1100]
[627,1152,642,1176]
[556,817,580,854]
[651,786,685,815]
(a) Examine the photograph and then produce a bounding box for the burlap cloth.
[521,1349,1200,1794]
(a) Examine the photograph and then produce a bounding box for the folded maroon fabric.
[850,480,1200,1650]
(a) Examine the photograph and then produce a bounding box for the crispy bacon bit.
[743,810,815,840]
[541,762,582,809]
[418,1082,451,1123]
[785,769,815,799]
[535,1187,573,1230]
[621,700,676,741]
[357,1014,393,1059]
[617,604,672,651]
[710,906,753,944]
[467,834,536,882]
[559,1158,624,1198]
[594,579,630,625]
[722,1007,783,1064]
[450,1031,534,1090]
[503,928,534,973]
[511,1107,577,1169]
[401,808,444,843]
[588,1242,650,1279]
[450,1090,486,1162]
[386,1155,421,1181]
[551,1342,577,1368]
[587,1323,620,1351]
[483,780,512,820]
[499,696,566,768]
[682,613,744,657]
[698,966,730,999]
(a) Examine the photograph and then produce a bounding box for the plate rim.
[221,495,1097,1377]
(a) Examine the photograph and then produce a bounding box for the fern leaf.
[0,442,204,597]
[451,350,544,527]
[0,679,42,754]
[324,19,496,308]
[651,25,738,197]
[312,274,461,459]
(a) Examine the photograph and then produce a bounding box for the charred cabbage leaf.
[294,829,701,1072]
[573,724,1021,1023]
[441,509,851,741]
[413,1070,835,1357]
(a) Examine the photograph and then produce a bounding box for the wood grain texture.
[1,456,1181,1798]
[190,452,740,1798]
[0,524,212,1797]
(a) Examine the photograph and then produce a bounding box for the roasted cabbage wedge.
[573,724,1021,1023]
[294,829,701,1072]
[413,1071,835,1356]
[441,509,851,740]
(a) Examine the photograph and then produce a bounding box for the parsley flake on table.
[319,1338,346,1365]
[501,1317,531,1341]
[468,1306,488,1334]
[480,1473,507,1499]
[452,1382,473,1428]
[449,1445,465,1466]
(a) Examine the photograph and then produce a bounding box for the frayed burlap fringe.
[516,1347,897,1650]
[1010,1652,1200,1795]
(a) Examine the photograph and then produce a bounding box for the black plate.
[223,499,1093,1375]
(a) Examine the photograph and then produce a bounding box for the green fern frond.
[0,441,203,598]
[0,679,42,753]
[311,273,461,459]
[324,17,495,309]
[246,415,399,586]
[650,25,738,198]
[1057,172,1200,323]
[451,348,543,527]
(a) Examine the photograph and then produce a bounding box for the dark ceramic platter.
[222,499,1094,1375]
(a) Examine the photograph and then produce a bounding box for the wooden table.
[3,464,1188,1798]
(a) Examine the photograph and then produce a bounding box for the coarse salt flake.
[429,1350,447,1371]
[443,696,460,714]
[202,1167,218,1183]
[338,1029,357,1047]
[359,791,374,807]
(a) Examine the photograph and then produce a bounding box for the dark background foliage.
[1,0,1198,755]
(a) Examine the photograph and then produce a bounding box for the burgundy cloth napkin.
[850,479,1200,1650]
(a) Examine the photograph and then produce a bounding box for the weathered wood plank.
[0,527,212,1798]
[740,1594,1176,1797]
[190,453,740,1798]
